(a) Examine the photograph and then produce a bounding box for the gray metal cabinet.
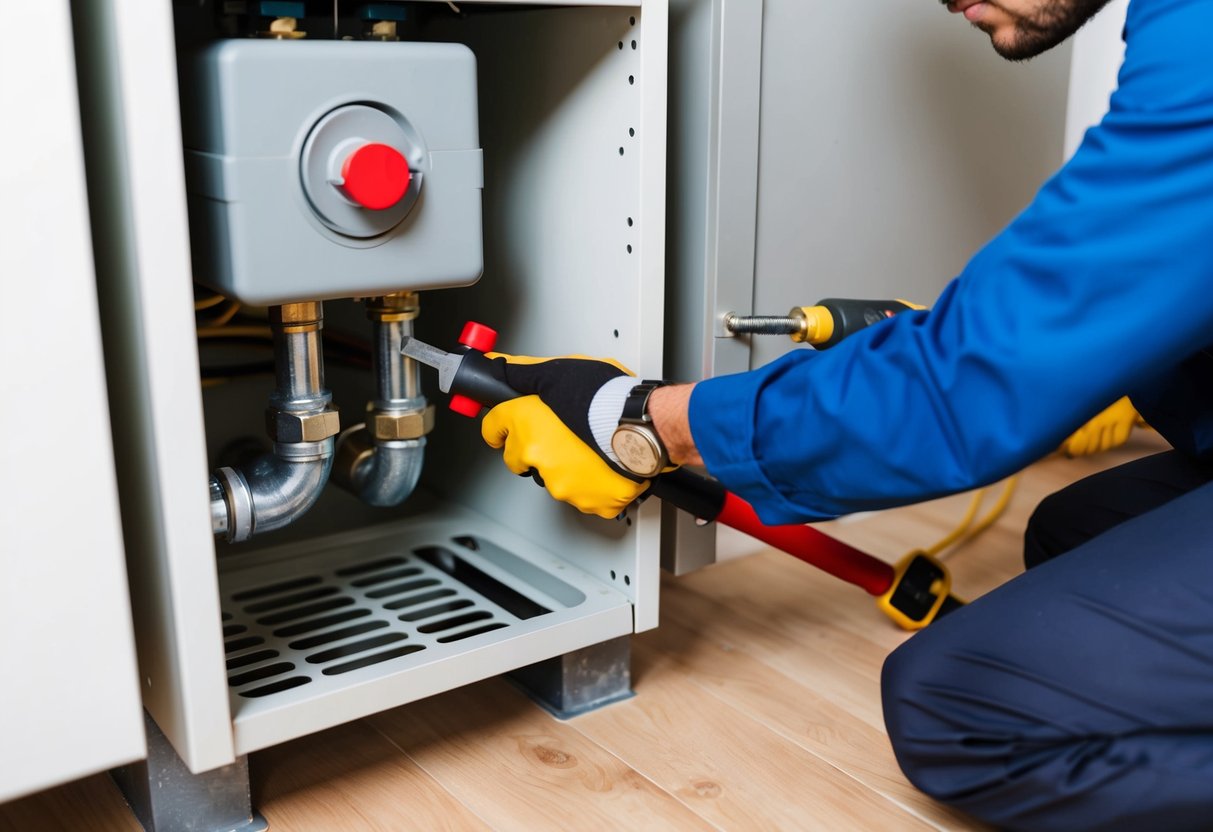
[75,0,669,774]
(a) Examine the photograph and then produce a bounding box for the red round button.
[339,143,411,211]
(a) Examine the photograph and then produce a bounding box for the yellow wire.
[924,489,985,556]
[926,476,1020,559]
[194,294,227,311]
[965,476,1019,540]
[207,301,242,327]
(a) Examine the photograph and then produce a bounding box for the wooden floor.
[0,432,1167,832]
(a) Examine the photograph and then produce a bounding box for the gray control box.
[180,40,483,305]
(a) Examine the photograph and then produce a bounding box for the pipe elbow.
[211,439,335,542]
[334,425,425,507]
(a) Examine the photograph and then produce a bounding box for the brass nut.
[266,408,341,443]
[270,302,323,331]
[371,405,435,441]
[366,292,419,322]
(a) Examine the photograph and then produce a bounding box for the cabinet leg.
[111,711,267,832]
[508,635,634,719]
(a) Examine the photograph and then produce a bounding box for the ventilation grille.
[221,538,555,700]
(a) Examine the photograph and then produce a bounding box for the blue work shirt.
[691,0,1213,525]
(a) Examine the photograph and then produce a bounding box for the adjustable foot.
[508,635,634,719]
[111,711,267,832]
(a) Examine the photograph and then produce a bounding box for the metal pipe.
[269,302,328,411]
[335,431,425,508]
[209,302,340,542]
[334,293,432,507]
[373,308,421,408]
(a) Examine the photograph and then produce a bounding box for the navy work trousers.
[881,451,1213,831]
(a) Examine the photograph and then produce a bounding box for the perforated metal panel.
[218,504,633,755]
[223,539,569,697]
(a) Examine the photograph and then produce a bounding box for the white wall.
[1064,0,1130,159]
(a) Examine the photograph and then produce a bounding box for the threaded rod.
[724,313,802,336]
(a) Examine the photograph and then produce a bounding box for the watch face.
[612,425,662,477]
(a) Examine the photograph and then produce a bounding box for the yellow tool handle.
[791,298,924,347]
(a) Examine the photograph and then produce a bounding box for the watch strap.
[619,380,669,424]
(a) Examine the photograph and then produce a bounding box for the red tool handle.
[717,492,894,596]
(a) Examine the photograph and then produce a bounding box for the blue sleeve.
[690,0,1213,524]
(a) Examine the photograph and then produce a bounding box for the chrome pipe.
[337,430,426,508]
[374,315,422,408]
[334,293,430,507]
[269,302,328,411]
[210,302,339,542]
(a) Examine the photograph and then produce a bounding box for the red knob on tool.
[449,395,483,418]
[449,322,501,418]
[339,142,411,210]
[459,321,498,352]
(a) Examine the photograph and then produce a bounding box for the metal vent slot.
[243,586,339,614]
[365,578,440,600]
[256,597,355,626]
[335,557,407,577]
[398,599,475,622]
[226,649,279,670]
[223,624,247,637]
[437,622,508,644]
[240,676,310,698]
[288,620,389,651]
[321,644,425,676]
[350,567,423,588]
[225,636,264,654]
[305,633,410,665]
[232,576,323,601]
[229,662,295,687]
[415,546,550,620]
[417,611,493,634]
[273,608,371,638]
[384,588,456,611]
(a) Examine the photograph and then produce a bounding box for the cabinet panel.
[0,0,145,802]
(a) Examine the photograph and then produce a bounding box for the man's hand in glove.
[480,354,673,519]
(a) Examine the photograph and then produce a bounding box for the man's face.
[944,0,1112,60]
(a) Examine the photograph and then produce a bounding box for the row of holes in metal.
[221,556,508,697]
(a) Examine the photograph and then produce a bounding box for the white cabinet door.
[0,0,146,802]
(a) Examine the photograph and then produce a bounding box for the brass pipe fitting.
[365,292,420,324]
[270,302,323,333]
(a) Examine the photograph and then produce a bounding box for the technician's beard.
[984,0,1114,61]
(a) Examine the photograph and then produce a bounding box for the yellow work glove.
[479,354,659,519]
[1060,396,1145,457]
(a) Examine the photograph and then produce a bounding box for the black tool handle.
[450,350,520,408]
[648,468,728,522]
[814,298,918,349]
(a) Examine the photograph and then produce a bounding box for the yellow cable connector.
[876,550,954,630]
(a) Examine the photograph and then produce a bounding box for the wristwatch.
[610,380,670,478]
